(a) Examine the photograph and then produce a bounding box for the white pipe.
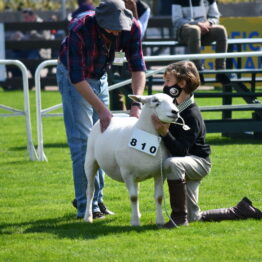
[35,59,58,161]
[34,51,262,161]
[0,59,38,160]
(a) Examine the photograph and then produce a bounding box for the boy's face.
[164,72,177,87]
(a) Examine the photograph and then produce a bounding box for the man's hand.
[124,0,138,19]
[151,114,170,137]
[197,21,211,35]
[130,104,141,118]
[74,80,112,133]
[130,71,146,118]
[98,107,113,133]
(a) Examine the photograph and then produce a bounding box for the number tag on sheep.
[128,128,161,156]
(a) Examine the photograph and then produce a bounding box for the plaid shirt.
[59,11,146,84]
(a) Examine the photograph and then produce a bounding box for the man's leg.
[89,74,114,215]
[201,25,228,70]
[57,63,102,218]
[180,24,203,70]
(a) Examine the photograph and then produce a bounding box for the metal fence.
[35,51,262,161]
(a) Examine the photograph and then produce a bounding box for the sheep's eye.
[152,99,159,103]
[152,99,160,107]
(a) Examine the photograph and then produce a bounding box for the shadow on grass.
[0,214,159,240]
[9,143,68,151]
[206,135,262,145]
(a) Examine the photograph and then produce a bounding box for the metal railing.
[0,59,37,160]
[35,51,262,161]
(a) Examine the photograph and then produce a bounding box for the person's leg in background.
[108,64,132,111]
[201,25,228,70]
[201,25,231,84]
[180,24,203,70]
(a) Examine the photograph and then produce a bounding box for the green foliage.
[0,90,262,262]
[2,0,101,11]
[0,0,255,11]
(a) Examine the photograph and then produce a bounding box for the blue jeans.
[56,62,109,217]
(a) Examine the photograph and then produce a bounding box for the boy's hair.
[164,61,200,94]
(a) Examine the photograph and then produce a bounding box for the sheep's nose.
[172,110,179,115]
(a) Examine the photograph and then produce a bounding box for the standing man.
[172,0,230,83]
[56,0,146,219]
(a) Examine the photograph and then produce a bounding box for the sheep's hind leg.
[154,175,164,225]
[124,175,141,226]
[84,159,99,223]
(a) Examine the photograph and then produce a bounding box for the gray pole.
[61,0,66,20]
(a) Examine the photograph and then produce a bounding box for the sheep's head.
[129,93,179,123]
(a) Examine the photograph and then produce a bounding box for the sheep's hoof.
[131,220,140,226]
[84,215,93,223]
[156,218,165,226]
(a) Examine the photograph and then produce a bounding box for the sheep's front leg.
[124,175,141,226]
[154,175,164,225]
[84,159,98,223]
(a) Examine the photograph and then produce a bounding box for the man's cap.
[96,0,133,31]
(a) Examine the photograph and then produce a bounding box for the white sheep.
[84,93,179,226]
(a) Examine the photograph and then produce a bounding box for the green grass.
[0,90,262,262]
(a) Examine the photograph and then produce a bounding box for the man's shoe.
[72,198,77,209]
[98,202,115,215]
[93,211,106,219]
[216,73,233,85]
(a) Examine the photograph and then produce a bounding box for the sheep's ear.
[128,95,149,104]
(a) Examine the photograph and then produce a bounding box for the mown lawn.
[0,89,261,262]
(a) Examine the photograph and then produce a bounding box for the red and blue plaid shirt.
[59,11,146,84]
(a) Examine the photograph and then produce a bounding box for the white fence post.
[35,59,61,161]
[0,59,38,161]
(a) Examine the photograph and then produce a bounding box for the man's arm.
[130,71,146,117]
[124,0,139,19]
[207,1,220,25]
[74,81,112,132]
